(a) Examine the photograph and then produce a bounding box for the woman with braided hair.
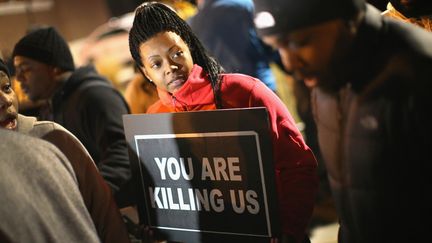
[128,2,318,242]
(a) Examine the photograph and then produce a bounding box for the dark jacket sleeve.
[80,86,132,205]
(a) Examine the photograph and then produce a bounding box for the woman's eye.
[173,51,183,58]
[150,63,160,69]
[2,84,12,93]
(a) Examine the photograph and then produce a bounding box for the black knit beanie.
[253,0,366,36]
[12,26,75,71]
[0,58,10,78]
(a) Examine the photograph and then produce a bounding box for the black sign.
[123,108,280,243]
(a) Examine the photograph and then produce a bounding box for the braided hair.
[129,2,224,108]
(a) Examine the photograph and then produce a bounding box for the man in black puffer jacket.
[252,0,432,242]
[12,26,132,207]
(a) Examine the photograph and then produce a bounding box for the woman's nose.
[165,64,179,75]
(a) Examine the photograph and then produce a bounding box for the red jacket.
[148,64,318,242]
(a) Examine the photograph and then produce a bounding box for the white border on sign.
[134,131,272,237]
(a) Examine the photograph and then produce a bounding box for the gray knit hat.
[12,26,75,71]
[253,0,366,36]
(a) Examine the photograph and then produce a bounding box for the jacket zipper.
[172,95,189,111]
[338,84,354,225]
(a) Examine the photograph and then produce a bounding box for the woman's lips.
[168,76,186,88]
[168,78,184,87]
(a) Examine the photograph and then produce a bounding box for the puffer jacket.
[312,5,432,243]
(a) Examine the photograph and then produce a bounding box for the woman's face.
[139,31,194,94]
[0,71,18,130]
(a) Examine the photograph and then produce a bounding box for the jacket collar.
[340,4,387,92]
[17,114,36,134]
[156,64,215,111]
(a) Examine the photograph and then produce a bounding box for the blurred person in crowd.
[129,3,318,242]
[189,0,280,92]
[0,58,131,243]
[0,129,100,243]
[253,0,432,242]
[124,72,159,113]
[383,0,432,31]
[160,0,198,19]
[12,26,132,207]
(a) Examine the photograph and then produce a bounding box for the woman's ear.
[136,63,153,83]
[142,68,153,83]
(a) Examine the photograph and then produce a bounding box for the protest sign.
[123,108,280,242]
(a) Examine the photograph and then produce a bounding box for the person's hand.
[271,234,298,243]
[139,225,155,243]
[270,237,279,243]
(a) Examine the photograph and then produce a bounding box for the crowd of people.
[1,0,431,242]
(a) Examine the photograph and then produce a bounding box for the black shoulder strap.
[54,80,121,163]
[54,80,112,124]
[76,79,112,91]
